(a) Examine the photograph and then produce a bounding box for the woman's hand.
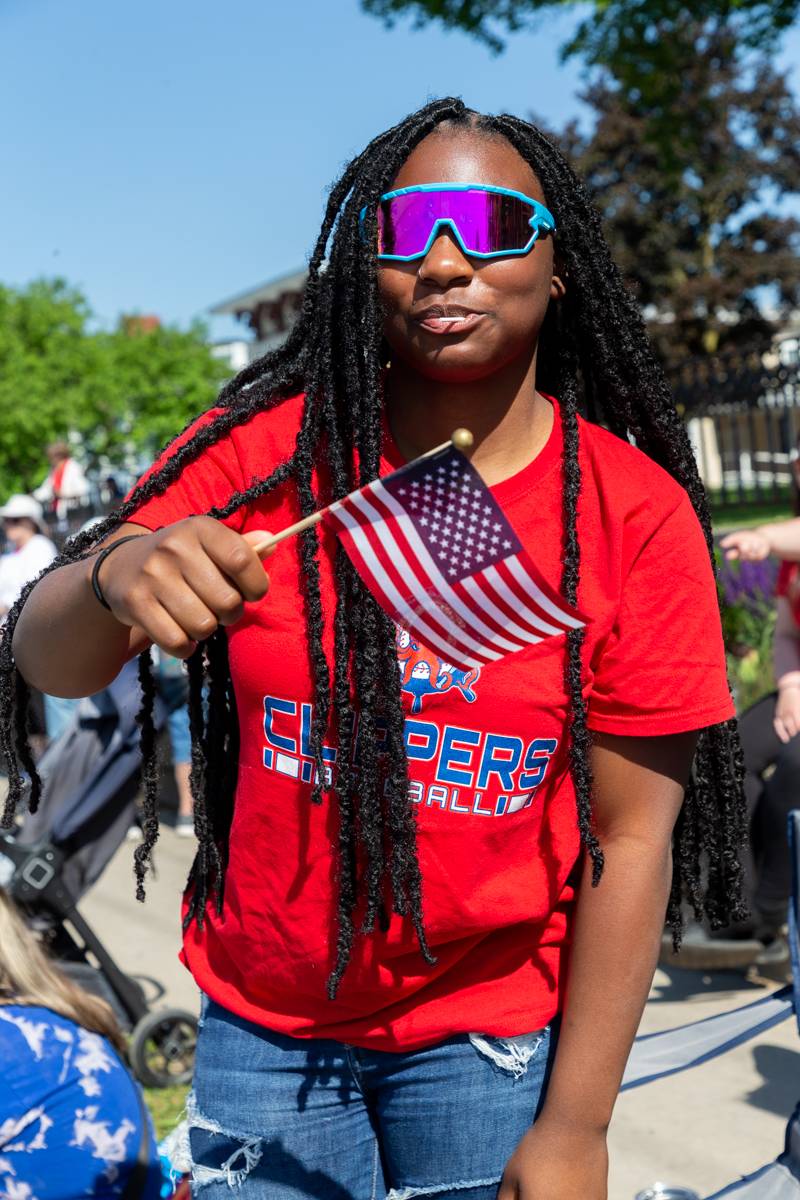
[774,683,800,743]
[719,527,772,561]
[497,1118,608,1199]
[96,517,273,659]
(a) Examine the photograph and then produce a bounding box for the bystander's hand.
[774,682,800,743]
[719,527,772,562]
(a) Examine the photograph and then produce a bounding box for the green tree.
[361,0,798,57]
[552,25,800,371]
[0,279,228,498]
[362,1,798,166]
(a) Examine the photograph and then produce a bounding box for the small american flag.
[323,443,584,670]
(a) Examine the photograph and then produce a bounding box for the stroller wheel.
[129,1007,198,1088]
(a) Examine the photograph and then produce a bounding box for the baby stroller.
[0,658,198,1088]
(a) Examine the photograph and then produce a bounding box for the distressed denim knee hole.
[186,1092,263,1190]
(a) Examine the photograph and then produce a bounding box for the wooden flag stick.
[251,427,474,557]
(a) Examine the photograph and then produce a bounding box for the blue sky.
[2,0,798,342]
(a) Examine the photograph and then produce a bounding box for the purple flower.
[717,552,778,617]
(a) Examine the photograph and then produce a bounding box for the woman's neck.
[384,351,554,488]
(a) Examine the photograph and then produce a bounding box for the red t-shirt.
[129,394,733,1050]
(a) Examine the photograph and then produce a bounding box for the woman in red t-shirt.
[7,101,744,1200]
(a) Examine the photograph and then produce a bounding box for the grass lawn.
[144,1084,189,1142]
[711,500,792,532]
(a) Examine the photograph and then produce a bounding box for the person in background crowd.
[34,440,90,525]
[0,495,56,618]
[0,889,162,1199]
[714,465,800,962]
[102,473,125,506]
[0,494,77,744]
[155,651,194,836]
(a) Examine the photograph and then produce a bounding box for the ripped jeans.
[186,995,558,1200]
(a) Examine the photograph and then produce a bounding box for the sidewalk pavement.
[83,827,799,1200]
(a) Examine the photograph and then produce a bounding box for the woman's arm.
[772,595,800,743]
[498,729,696,1200]
[721,517,800,562]
[13,518,272,698]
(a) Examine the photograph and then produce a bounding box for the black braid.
[1,97,746,999]
[132,650,160,903]
[559,375,605,886]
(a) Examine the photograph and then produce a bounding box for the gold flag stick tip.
[451,427,474,451]
[252,427,475,557]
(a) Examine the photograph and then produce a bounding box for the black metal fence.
[672,343,800,507]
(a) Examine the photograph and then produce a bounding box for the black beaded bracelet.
[90,535,144,611]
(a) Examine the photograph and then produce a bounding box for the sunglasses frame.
[360,182,556,262]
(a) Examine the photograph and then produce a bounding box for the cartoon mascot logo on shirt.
[396,628,481,714]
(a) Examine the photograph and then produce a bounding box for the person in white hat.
[0,495,56,618]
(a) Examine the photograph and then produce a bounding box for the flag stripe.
[483,561,568,637]
[505,554,584,630]
[364,481,531,654]
[493,558,569,635]
[493,557,577,636]
[458,565,564,640]
[455,573,546,645]
[331,503,490,667]
[337,521,487,668]
[345,482,503,662]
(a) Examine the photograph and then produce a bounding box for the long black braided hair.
[0,99,747,997]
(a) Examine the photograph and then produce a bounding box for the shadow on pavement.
[745,1043,800,1117]
[649,965,766,1005]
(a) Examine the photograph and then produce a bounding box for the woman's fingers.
[195,522,272,602]
[173,557,249,628]
[162,526,275,628]
[242,529,277,560]
[128,598,200,661]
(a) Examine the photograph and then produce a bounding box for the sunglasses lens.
[376,188,537,257]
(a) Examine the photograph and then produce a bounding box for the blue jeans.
[188,997,558,1200]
